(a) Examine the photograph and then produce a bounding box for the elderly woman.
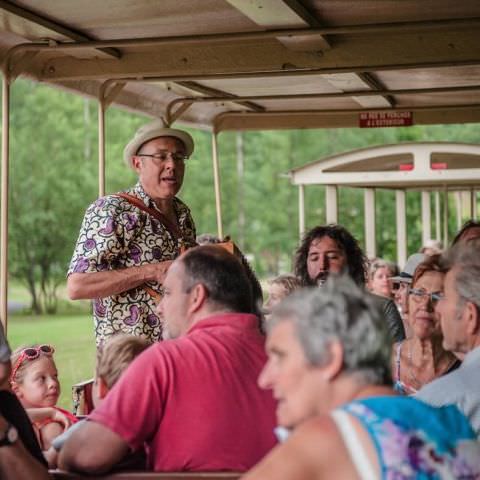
[367,259,398,299]
[392,255,460,395]
[242,277,479,479]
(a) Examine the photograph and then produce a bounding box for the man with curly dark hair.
[294,224,404,342]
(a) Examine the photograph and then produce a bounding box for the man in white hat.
[67,121,197,346]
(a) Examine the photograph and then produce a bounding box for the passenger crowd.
[1,121,480,479]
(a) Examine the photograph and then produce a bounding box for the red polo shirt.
[89,313,277,471]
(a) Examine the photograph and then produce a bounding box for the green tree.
[8,81,98,313]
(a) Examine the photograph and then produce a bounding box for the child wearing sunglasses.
[10,344,77,451]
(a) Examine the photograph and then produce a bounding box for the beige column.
[395,190,407,268]
[455,191,462,231]
[443,188,449,247]
[473,189,478,220]
[421,191,431,246]
[364,188,376,259]
[325,185,338,224]
[298,184,305,239]
[0,74,10,332]
[435,191,441,241]
[98,98,106,197]
[211,132,223,239]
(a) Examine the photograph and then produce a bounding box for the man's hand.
[150,260,173,284]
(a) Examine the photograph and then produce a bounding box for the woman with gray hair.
[242,276,479,480]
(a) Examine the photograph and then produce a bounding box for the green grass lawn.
[7,314,96,410]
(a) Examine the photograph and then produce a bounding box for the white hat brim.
[123,123,194,167]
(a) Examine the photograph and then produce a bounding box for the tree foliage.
[5,78,480,312]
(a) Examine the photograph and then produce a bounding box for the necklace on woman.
[406,342,421,389]
[407,342,457,389]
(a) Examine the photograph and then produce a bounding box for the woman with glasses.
[392,255,460,395]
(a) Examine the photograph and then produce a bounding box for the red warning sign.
[359,111,413,128]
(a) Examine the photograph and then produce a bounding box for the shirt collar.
[130,181,180,213]
[130,182,153,208]
[462,345,480,367]
[186,312,260,335]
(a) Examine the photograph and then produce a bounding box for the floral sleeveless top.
[340,397,480,479]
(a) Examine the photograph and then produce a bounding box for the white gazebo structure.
[289,142,480,266]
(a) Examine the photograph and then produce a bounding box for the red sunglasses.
[10,344,55,384]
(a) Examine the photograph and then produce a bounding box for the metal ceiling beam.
[174,81,264,112]
[165,83,480,120]
[94,58,480,87]
[0,0,120,59]
[35,26,480,82]
[5,16,480,53]
[213,103,480,132]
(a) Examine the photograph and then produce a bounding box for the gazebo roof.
[289,142,480,190]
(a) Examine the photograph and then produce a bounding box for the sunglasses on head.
[10,344,55,384]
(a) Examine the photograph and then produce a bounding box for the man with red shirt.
[59,246,277,474]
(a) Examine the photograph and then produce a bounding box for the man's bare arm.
[58,421,129,474]
[67,261,172,300]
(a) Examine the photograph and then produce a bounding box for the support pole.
[455,191,462,231]
[325,185,338,224]
[395,190,407,268]
[364,188,376,259]
[443,187,449,247]
[473,189,478,220]
[435,191,441,241]
[469,189,475,220]
[211,132,223,239]
[0,74,10,332]
[98,98,106,197]
[421,191,431,246]
[298,184,305,239]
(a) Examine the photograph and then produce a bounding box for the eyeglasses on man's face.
[409,287,444,306]
[138,151,189,164]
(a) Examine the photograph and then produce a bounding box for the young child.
[263,274,301,320]
[10,344,77,451]
[47,334,149,468]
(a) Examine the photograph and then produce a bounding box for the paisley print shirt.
[68,182,196,346]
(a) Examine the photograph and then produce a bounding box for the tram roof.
[0,1,480,132]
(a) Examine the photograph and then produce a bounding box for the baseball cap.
[390,253,425,284]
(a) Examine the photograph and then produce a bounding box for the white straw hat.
[123,120,194,168]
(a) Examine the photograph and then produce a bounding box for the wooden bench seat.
[51,471,241,480]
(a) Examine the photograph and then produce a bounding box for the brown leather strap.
[115,192,182,241]
[115,192,187,304]
[143,285,162,304]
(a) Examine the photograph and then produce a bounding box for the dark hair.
[180,245,254,314]
[294,224,367,287]
[451,219,480,246]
